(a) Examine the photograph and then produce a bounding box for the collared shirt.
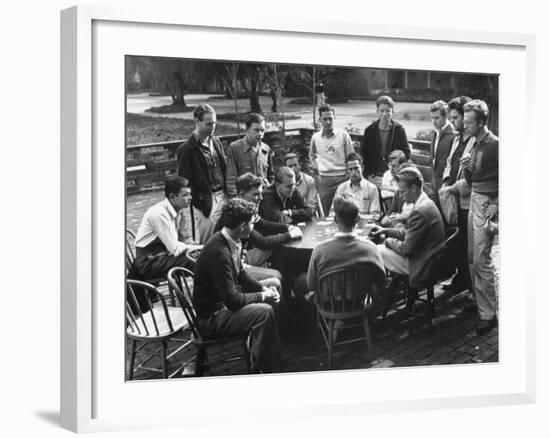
[225,137,274,197]
[221,228,243,273]
[334,178,381,220]
[309,127,354,176]
[295,171,317,206]
[380,169,398,199]
[433,120,453,165]
[465,130,499,196]
[135,198,188,257]
[442,133,475,184]
[195,133,225,192]
[334,231,358,238]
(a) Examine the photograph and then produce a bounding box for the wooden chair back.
[429,226,460,283]
[315,264,383,318]
[126,228,136,275]
[167,267,204,341]
[126,279,175,337]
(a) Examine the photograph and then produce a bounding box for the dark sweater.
[464,130,499,196]
[259,184,314,224]
[361,119,411,176]
[214,215,290,250]
[193,232,263,318]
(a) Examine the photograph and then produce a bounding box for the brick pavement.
[126,190,499,380]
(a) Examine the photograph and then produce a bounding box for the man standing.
[225,113,274,198]
[333,152,381,222]
[131,177,201,281]
[259,166,314,225]
[440,96,475,294]
[284,153,317,209]
[371,167,445,292]
[193,199,283,373]
[429,100,456,199]
[310,104,355,215]
[361,95,410,186]
[462,99,499,335]
[177,104,227,244]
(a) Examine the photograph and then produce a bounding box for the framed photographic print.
[61,4,536,433]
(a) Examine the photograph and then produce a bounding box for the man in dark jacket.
[361,95,411,185]
[259,166,314,225]
[177,104,227,244]
[429,100,456,201]
[193,199,283,373]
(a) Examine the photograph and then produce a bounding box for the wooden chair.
[385,226,460,330]
[167,267,251,376]
[313,264,383,369]
[126,279,192,380]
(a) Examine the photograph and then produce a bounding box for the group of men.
[129,94,499,373]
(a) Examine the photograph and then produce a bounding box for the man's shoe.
[476,317,497,335]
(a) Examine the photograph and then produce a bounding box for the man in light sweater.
[462,99,499,335]
[310,104,355,216]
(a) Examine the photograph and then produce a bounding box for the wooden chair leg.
[161,340,168,378]
[195,347,206,377]
[243,340,251,373]
[363,316,372,350]
[427,285,435,331]
[128,339,137,380]
[327,319,334,369]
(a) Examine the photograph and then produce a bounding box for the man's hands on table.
[261,286,280,304]
[288,225,303,239]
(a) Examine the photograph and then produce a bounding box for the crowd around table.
[128,95,499,373]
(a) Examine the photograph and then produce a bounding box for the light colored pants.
[469,192,498,320]
[318,174,348,217]
[377,244,409,276]
[196,191,226,244]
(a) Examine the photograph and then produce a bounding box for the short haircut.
[164,176,189,198]
[376,95,395,109]
[430,100,448,117]
[389,149,407,164]
[333,194,359,228]
[448,96,472,117]
[283,152,299,166]
[396,167,424,190]
[463,99,490,125]
[245,113,265,129]
[345,152,363,165]
[318,103,335,117]
[236,172,262,194]
[220,198,257,229]
[275,166,295,184]
[192,104,216,121]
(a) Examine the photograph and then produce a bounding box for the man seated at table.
[380,163,416,228]
[130,176,201,281]
[259,166,314,225]
[283,152,317,209]
[193,198,283,373]
[332,152,381,222]
[215,173,302,285]
[371,167,445,306]
[380,150,408,200]
[294,194,386,337]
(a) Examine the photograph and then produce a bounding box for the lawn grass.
[126,113,239,146]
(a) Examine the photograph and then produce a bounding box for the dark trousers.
[199,304,283,372]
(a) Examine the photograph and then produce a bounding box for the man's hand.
[288,225,303,239]
[186,244,204,252]
[483,203,498,220]
[459,154,471,169]
[369,225,387,237]
[261,288,280,304]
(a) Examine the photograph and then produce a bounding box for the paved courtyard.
[126,190,499,380]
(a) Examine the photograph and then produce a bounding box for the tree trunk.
[172,71,186,106]
[312,65,317,128]
[249,86,262,114]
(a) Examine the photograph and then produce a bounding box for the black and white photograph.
[125,56,500,380]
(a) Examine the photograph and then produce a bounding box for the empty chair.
[167,267,251,377]
[126,279,190,380]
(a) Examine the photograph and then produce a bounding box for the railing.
[126,128,432,194]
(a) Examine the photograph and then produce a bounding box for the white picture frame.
[60,5,536,433]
